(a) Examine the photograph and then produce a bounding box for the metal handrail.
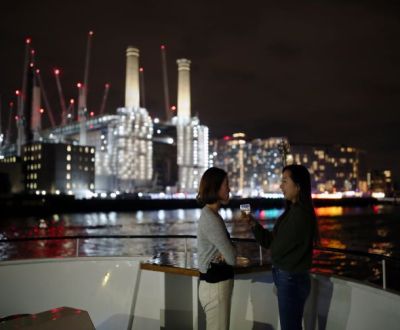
[1,234,399,260]
[312,245,399,262]
[1,235,398,290]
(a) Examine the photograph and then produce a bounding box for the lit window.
[66,154,71,161]
[66,164,71,171]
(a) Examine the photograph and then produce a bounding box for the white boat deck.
[0,256,399,329]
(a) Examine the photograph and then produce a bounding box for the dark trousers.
[272,267,311,330]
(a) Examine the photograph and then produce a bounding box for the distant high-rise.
[287,144,367,193]
[210,135,289,196]
[23,142,95,198]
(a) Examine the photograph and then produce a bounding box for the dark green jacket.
[252,203,316,272]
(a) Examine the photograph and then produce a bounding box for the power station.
[0,37,209,196]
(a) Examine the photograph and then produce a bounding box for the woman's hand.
[212,252,225,263]
[236,256,250,267]
[240,212,257,228]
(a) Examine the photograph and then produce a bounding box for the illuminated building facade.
[61,108,153,193]
[112,107,153,192]
[0,156,23,194]
[367,169,393,195]
[210,133,247,195]
[38,45,154,194]
[22,142,95,197]
[210,134,290,196]
[1,47,208,195]
[175,117,209,192]
[248,138,291,194]
[287,144,367,192]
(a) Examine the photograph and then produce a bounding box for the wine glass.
[240,203,251,215]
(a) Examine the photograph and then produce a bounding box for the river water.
[1,204,399,290]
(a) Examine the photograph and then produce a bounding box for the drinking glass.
[240,203,251,215]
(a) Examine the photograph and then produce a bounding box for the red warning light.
[170,105,176,111]
[77,82,82,88]
[31,49,35,55]
[105,83,110,88]
[15,115,19,121]
[90,111,94,117]
[26,38,31,44]
[15,90,20,96]
[40,108,44,114]
[9,102,14,107]
[35,69,40,74]
[70,99,75,104]
[54,69,60,75]
[139,67,144,72]
[161,45,165,50]
[223,136,231,141]
[89,31,94,36]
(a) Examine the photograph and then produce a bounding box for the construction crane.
[16,38,31,155]
[99,83,110,115]
[53,68,68,125]
[83,31,93,107]
[78,31,94,145]
[19,38,31,120]
[67,98,75,122]
[161,44,171,121]
[34,69,56,128]
[5,101,14,145]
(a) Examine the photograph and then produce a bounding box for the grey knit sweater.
[197,206,236,273]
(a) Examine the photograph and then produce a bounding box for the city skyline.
[1,1,400,181]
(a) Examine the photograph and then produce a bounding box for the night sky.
[1,1,400,181]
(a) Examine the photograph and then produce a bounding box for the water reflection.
[1,205,400,291]
[315,206,343,217]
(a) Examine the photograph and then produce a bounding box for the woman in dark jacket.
[244,164,318,330]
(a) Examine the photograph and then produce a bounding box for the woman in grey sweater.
[197,167,237,330]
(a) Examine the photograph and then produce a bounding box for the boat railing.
[1,235,399,292]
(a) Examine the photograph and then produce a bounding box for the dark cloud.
[1,0,400,179]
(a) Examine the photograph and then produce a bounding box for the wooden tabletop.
[140,252,271,277]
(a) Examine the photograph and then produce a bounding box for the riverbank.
[0,193,383,216]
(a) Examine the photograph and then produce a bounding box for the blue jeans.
[272,267,311,330]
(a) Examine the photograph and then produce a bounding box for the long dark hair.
[196,167,228,206]
[283,164,313,209]
[281,164,319,244]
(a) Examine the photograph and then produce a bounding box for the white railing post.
[76,238,79,257]
[382,259,387,290]
[184,238,189,267]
